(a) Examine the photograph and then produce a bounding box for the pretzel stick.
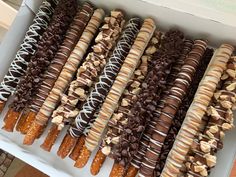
[109,163,126,177]
[126,165,139,177]
[75,18,156,169]
[56,134,77,158]
[69,135,86,161]
[42,10,125,152]
[3,0,77,132]
[23,9,105,145]
[40,124,59,151]
[74,145,91,168]
[57,18,141,158]
[16,3,94,133]
[90,149,106,175]
[2,109,21,132]
[15,111,29,132]
[161,44,234,176]
[90,31,162,175]
[0,0,58,113]
[0,102,5,113]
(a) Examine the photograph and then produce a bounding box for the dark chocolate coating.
[0,0,58,102]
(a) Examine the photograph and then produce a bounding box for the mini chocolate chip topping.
[154,48,213,176]
[112,29,185,166]
[10,0,77,112]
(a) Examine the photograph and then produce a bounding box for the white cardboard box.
[0,0,235,177]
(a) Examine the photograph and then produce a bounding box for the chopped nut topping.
[220,131,225,140]
[58,123,64,131]
[131,88,142,95]
[200,168,208,176]
[52,115,63,125]
[111,10,123,18]
[111,113,123,122]
[95,32,103,43]
[104,17,110,23]
[151,37,159,44]
[194,165,205,173]
[137,75,145,80]
[145,46,157,55]
[226,109,233,121]
[207,106,220,119]
[231,96,236,103]
[134,69,142,76]
[110,17,116,25]
[94,60,100,66]
[121,98,129,107]
[209,125,218,134]
[196,161,202,166]
[101,146,111,156]
[208,139,217,148]
[111,136,120,144]
[206,130,215,139]
[61,94,68,104]
[106,137,112,144]
[200,141,211,153]
[75,88,86,100]
[123,89,130,95]
[220,100,232,109]
[131,81,140,88]
[226,82,236,91]
[226,69,236,78]
[101,24,109,30]
[204,154,216,168]
[68,109,79,118]
[219,95,228,100]
[214,91,221,100]
[222,123,233,130]
[77,65,87,76]
[189,156,194,162]
[221,73,229,80]
[121,118,128,125]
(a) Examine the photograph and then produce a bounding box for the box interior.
[0,0,235,177]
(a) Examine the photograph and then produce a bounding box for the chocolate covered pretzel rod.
[153,48,213,177]
[23,9,105,145]
[161,44,234,177]
[57,18,141,159]
[75,18,156,169]
[183,56,236,177]
[3,0,77,132]
[110,29,185,177]
[139,39,208,177]
[0,0,58,112]
[90,31,162,176]
[69,19,141,161]
[41,10,125,152]
[16,2,94,134]
[125,39,194,177]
